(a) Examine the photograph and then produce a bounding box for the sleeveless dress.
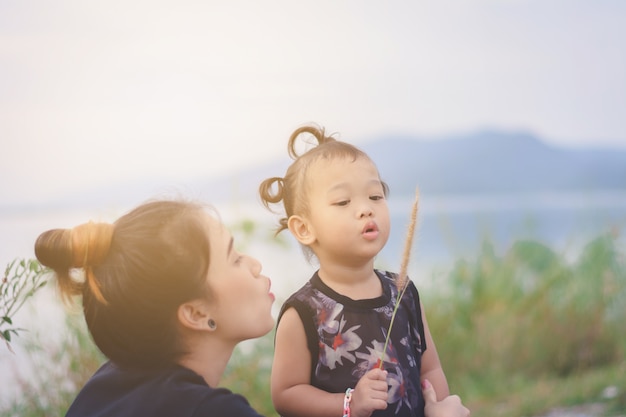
[278,269,427,417]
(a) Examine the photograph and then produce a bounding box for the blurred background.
[1,1,625,416]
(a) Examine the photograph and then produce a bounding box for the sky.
[1,0,625,206]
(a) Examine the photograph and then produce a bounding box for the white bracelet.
[342,388,354,417]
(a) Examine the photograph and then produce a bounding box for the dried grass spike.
[397,187,419,291]
[378,187,420,369]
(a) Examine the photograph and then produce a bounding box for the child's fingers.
[351,370,390,417]
[365,368,388,381]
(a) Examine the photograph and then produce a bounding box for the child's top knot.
[287,124,336,160]
[259,177,285,208]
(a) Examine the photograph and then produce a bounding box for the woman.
[35,200,275,416]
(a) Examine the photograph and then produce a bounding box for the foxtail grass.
[379,188,419,368]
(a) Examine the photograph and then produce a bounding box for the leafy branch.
[1,258,48,351]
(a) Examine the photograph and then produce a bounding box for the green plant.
[1,259,48,350]
[0,306,105,417]
[425,231,626,415]
[222,332,278,417]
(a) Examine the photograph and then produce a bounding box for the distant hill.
[13,130,622,211]
[200,130,626,203]
[359,130,626,196]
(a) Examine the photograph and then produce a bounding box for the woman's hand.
[422,379,470,417]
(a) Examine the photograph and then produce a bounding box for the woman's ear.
[177,300,212,332]
[288,215,315,245]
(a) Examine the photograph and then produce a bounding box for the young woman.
[35,199,275,417]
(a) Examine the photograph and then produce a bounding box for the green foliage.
[1,310,105,417]
[230,218,291,250]
[2,230,625,417]
[222,332,278,417]
[1,259,47,349]
[425,232,626,416]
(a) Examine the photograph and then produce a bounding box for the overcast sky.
[1,0,625,206]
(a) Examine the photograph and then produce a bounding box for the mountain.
[200,130,626,203]
[10,130,622,212]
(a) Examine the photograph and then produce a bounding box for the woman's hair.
[259,124,388,238]
[34,200,212,369]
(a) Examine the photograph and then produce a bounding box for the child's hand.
[422,379,470,417]
[351,368,389,417]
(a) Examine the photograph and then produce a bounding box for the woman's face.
[203,214,275,343]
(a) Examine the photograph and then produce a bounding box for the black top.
[66,361,265,417]
[278,269,427,417]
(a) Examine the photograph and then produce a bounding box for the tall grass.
[1,311,105,417]
[426,232,626,415]
[1,232,625,416]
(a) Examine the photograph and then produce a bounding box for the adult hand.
[350,368,389,417]
[422,379,470,417]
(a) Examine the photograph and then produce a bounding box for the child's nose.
[358,204,373,218]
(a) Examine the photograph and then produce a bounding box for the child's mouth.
[362,222,379,239]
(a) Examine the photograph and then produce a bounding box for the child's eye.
[334,200,350,206]
[370,195,384,201]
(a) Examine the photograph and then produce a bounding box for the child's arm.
[419,301,450,400]
[271,307,388,417]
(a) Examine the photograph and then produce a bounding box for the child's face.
[303,156,390,266]
[203,214,275,342]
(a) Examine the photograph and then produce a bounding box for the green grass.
[2,231,625,416]
[426,232,626,416]
[222,333,277,417]
[461,363,626,417]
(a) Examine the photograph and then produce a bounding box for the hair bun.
[71,222,114,268]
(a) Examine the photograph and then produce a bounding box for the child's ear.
[287,215,315,246]
[177,300,212,332]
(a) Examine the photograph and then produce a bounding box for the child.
[259,125,467,417]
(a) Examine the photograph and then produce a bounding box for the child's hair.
[35,200,213,369]
[258,124,388,255]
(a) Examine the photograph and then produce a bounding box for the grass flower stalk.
[379,188,419,368]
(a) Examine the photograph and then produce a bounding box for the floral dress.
[278,269,427,417]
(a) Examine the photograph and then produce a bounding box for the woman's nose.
[249,256,262,277]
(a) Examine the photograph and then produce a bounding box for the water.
[1,190,625,404]
[380,191,626,286]
[3,190,625,276]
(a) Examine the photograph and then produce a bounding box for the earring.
[208,319,217,330]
